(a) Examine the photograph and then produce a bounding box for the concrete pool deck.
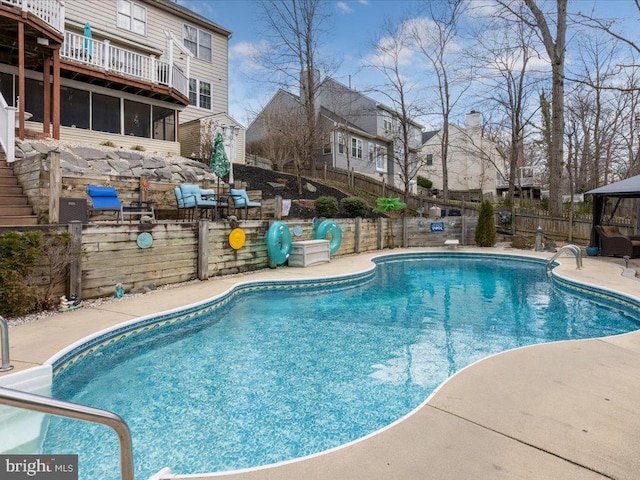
[2,247,640,480]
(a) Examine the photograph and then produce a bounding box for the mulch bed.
[227,165,351,219]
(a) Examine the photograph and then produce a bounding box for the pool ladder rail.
[0,386,136,480]
[546,244,583,274]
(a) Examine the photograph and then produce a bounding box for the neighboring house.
[246,76,423,188]
[419,111,505,199]
[0,0,231,159]
[180,111,245,165]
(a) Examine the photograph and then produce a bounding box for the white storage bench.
[289,240,330,267]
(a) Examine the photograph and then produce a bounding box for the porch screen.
[0,72,13,106]
[92,93,120,133]
[124,100,150,138]
[152,106,175,141]
[25,78,44,123]
[61,87,89,129]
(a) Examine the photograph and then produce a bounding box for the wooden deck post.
[377,217,383,249]
[198,219,209,280]
[402,216,408,248]
[274,196,282,221]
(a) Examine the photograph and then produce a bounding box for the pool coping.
[3,247,640,480]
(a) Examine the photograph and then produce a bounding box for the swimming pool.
[41,253,640,479]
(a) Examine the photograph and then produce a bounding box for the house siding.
[64,0,229,124]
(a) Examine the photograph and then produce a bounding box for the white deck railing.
[0,92,16,163]
[61,31,189,98]
[1,0,65,32]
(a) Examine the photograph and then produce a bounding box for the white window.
[188,78,212,110]
[426,153,433,166]
[376,147,385,171]
[117,0,146,36]
[368,143,374,161]
[383,114,393,133]
[338,133,345,154]
[323,133,332,154]
[184,24,212,62]
[351,138,362,158]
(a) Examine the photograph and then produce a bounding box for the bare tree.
[411,0,469,202]
[471,7,542,204]
[256,0,334,176]
[363,20,425,201]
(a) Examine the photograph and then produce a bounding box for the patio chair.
[179,184,228,220]
[594,225,640,258]
[230,188,262,219]
[87,186,155,223]
[174,187,194,221]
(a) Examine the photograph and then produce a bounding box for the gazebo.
[586,174,640,248]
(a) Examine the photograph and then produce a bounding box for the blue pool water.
[42,255,640,479]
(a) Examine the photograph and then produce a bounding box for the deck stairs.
[0,153,38,226]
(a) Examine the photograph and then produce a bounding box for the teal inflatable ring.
[314,219,342,255]
[266,221,292,265]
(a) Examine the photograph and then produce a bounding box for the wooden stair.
[0,153,38,226]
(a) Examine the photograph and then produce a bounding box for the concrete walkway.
[2,248,640,480]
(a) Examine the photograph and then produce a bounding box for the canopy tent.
[586,174,640,245]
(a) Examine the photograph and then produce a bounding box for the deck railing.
[0,92,16,163]
[1,0,65,32]
[61,31,189,98]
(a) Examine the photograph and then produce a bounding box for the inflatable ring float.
[265,221,292,265]
[314,219,342,255]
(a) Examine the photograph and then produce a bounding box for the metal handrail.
[0,387,134,480]
[0,316,12,372]
[546,244,583,270]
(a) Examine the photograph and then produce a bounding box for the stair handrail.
[0,91,16,163]
[0,316,12,372]
[0,386,135,480]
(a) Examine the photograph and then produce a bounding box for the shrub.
[417,176,433,189]
[340,197,369,218]
[475,200,496,247]
[100,140,116,147]
[315,196,339,217]
[132,145,146,152]
[0,231,43,315]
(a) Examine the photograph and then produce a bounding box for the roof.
[154,0,232,37]
[422,130,439,144]
[586,175,640,198]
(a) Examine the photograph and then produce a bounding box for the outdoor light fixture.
[37,37,49,46]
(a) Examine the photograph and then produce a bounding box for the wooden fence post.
[198,219,209,280]
[68,221,82,299]
[49,150,61,224]
[274,195,282,220]
[402,216,408,248]
[355,216,362,253]
[377,217,384,249]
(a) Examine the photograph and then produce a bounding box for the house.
[246,76,423,188]
[419,111,505,200]
[0,0,232,160]
[180,112,245,165]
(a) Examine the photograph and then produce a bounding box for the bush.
[340,197,369,218]
[475,200,496,247]
[0,231,43,315]
[417,176,433,189]
[315,196,339,217]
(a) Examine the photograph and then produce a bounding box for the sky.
[176,0,639,129]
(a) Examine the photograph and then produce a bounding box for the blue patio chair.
[179,184,227,220]
[230,188,262,219]
[87,186,155,222]
[174,187,194,221]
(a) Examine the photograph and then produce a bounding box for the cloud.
[230,40,271,74]
[336,2,353,13]
[359,0,369,4]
